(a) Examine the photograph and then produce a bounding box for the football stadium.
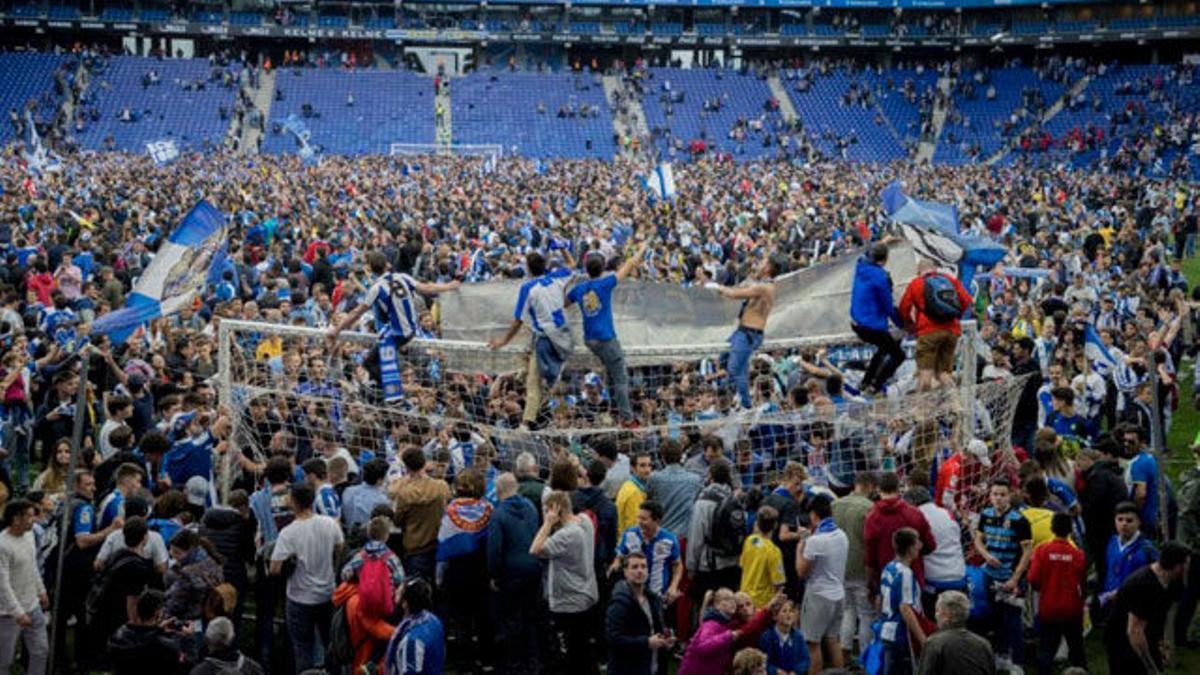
[0,2,1198,673]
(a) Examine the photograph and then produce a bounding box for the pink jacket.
[677,614,736,675]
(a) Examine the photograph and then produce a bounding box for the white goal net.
[217,317,1028,520]
[388,142,503,159]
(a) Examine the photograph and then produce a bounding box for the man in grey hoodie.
[685,458,742,607]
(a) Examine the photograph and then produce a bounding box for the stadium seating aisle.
[781,67,917,163]
[452,71,617,159]
[0,52,70,147]
[935,67,1065,164]
[264,69,435,156]
[73,56,239,153]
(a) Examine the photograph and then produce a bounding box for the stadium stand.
[452,71,617,159]
[74,56,239,153]
[0,51,68,146]
[936,67,1066,164]
[264,69,435,155]
[640,67,784,160]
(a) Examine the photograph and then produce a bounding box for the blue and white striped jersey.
[315,483,342,520]
[365,272,421,342]
[513,267,573,337]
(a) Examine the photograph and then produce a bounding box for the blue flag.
[93,200,227,344]
[881,181,1006,289]
[1083,323,1117,372]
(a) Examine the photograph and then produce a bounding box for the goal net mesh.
[388,143,503,158]
[217,319,1027,519]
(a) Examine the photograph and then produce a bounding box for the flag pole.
[1147,353,1170,541]
[47,351,91,673]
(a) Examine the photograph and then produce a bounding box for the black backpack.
[86,548,154,628]
[705,492,747,559]
[922,273,962,322]
[328,602,358,668]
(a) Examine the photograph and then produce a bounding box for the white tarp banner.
[439,244,917,365]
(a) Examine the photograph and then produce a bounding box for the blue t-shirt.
[162,431,215,487]
[1103,534,1158,596]
[71,502,95,538]
[880,559,921,645]
[1046,476,1078,510]
[97,490,124,530]
[566,274,618,342]
[1129,450,1159,527]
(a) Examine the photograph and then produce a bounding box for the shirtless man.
[715,256,779,410]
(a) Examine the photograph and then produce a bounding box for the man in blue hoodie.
[487,473,542,674]
[849,242,905,395]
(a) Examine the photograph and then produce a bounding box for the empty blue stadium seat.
[229,12,262,26]
[139,8,170,22]
[193,11,223,25]
[453,72,616,160]
[0,52,70,147]
[100,7,134,21]
[47,5,79,19]
[641,67,785,162]
[265,69,435,156]
[74,56,240,153]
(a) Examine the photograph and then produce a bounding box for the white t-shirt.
[271,514,344,605]
[919,502,966,584]
[97,529,169,569]
[803,526,849,601]
[98,419,124,461]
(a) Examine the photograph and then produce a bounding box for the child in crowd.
[757,599,810,675]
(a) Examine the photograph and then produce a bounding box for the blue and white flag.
[434,498,492,585]
[146,139,180,166]
[881,181,1005,289]
[1083,323,1117,372]
[642,162,677,203]
[282,114,320,165]
[93,200,226,344]
[23,111,62,176]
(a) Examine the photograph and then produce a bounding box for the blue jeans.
[988,585,1025,666]
[882,640,912,675]
[285,599,332,673]
[727,328,763,409]
[534,335,566,387]
[585,338,633,421]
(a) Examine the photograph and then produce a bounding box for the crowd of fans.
[0,47,1199,675]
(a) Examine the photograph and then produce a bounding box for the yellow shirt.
[615,480,646,535]
[739,534,785,608]
[255,337,283,362]
[1022,506,1056,549]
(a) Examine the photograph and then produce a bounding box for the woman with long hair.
[32,438,71,499]
[163,528,225,624]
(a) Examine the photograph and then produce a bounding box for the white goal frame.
[388,142,503,158]
[215,318,981,502]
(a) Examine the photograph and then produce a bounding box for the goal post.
[217,318,1023,518]
[388,142,503,159]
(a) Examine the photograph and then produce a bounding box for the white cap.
[966,439,992,468]
[185,476,209,506]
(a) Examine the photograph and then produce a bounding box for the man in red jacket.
[898,259,973,392]
[864,472,937,598]
[1028,513,1087,675]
